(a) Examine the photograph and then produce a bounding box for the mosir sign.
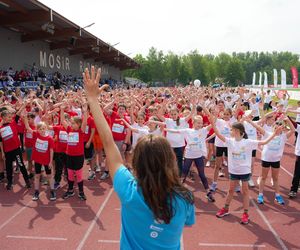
[39,51,70,71]
[39,50,109,75]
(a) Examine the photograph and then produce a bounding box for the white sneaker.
[235,185,241,193]
[218,169,225,177]
[270,178,274,187]
[206,161,210,167]
[223,160,227,167]
[248,178,255,187]
[100,171,110,180]
[95,165,101,173]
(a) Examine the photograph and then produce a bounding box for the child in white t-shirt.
[212,121,281,225]
[257,116,295,205]
[166,115,215,202]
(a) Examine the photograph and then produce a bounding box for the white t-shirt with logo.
[225,138,258,174]
[215,119,232,148]
[165,118,188,148]
[261,132,287,162]
[180,128,209,159]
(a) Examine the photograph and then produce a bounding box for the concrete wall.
[0,27,122,80]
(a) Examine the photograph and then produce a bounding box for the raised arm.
[83,67,123,180]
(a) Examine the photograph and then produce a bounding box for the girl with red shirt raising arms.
[0,109,31,190]
[60,102,88,201]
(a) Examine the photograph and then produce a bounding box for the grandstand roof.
[0,0,139,70]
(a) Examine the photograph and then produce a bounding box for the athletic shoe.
[211,156,216,162]
[88,171,96,180]
[223,160,227,167]
[235,185,241,193]
[63,190,75,199]
[54,182,61,190]
[100,171,110,180]
[257,194,264,204]
[32,191,39,201]
[218,169,225,177]
[206,191,215,202]
[216,208,229,218]
[240,212,249,225]
[95,165,101,173]
[289,191,297,199]
[275,195,285,205]
[50,190,57,201]
[78,192,87,201]
[256,176,261,186]
[270,178,274,187]
[248,178,255,188]
[28,173,34,179]
[210,182,217,192]
[206,161,210,167]
[6,183,12,190]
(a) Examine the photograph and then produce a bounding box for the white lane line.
[196,210,243,214]
[199,243,266,248]
[0,200,33,231]
[7,235,67,241]
[98,239,119,243]
[76,188,114,250]
[250,199,288,250]
[181,234,184,250]
[0,183,66,231]
[39,205,88,210]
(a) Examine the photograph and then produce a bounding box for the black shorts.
[229,173,251,181]
[216,147,228,157]
[252,150,257,157]
[208,136,215,144]
[35,162,51,175]
[66,155,84,170]
[252,116,260,121]
[262,161,280,169]
[84,142,94,160]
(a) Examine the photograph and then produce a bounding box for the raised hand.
[82,66,108,100]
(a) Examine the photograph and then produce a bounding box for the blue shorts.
[229,173,251,181]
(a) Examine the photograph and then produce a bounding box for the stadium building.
[0,0,138,80]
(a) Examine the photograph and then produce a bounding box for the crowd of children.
[0,84,299,226]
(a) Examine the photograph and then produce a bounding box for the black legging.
[182,157,209,189]
[54,152,67,183]
[5,147,29,185]
[173,147,184,176]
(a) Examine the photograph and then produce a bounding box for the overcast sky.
[40,0,300,58]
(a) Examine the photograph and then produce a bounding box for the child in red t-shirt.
[60,103,88,200]
[24,119,55,201]
[0,110,30,190]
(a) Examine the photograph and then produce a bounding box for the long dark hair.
[132,134,194,224]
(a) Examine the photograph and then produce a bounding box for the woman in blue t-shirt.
[83,66,195,250]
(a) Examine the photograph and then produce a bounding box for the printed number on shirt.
[232,148,246,162]
[59,131,68,142]
[0,126,13,139]
[68,132,79,145]
[112,123,124,133]
[35,138,48,152]
[268,137,281,151]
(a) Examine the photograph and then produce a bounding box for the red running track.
[0,140,299,250]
